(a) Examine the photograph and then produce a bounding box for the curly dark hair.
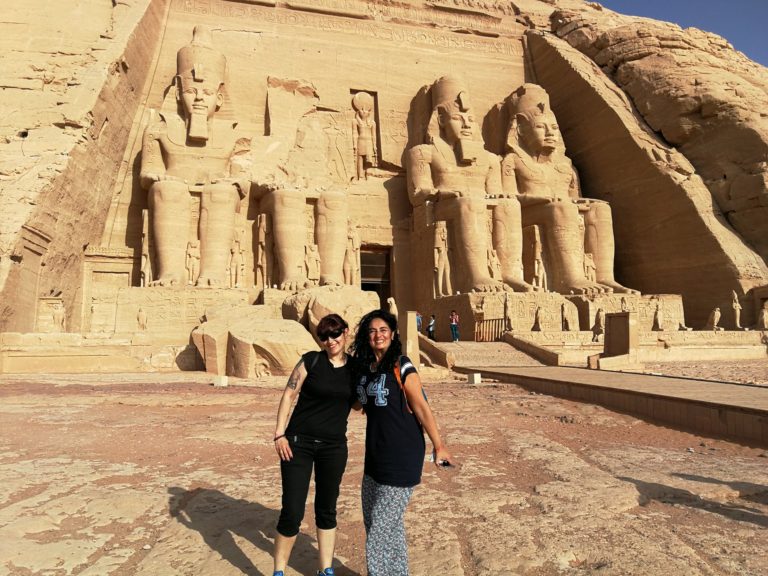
[349,308,402,373]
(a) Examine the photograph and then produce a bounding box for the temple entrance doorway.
[360,247,390,307]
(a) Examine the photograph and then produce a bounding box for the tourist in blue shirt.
[350,309,454,575]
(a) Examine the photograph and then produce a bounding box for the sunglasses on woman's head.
[319,328,344,342]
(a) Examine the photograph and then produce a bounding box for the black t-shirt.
[356,356,426,487]
[285,351,355,443]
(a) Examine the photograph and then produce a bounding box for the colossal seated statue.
[140,26,248,287]
[407,75,531,294]
[502,83,636,295]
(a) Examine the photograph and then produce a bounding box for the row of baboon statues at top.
[140,25,638,297]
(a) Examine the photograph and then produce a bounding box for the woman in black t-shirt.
[272,314,355,576]
[350,309,454,576]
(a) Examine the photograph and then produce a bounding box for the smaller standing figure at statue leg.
[186,240,200,286]
[352,91,377,181]
[731,290,742,329]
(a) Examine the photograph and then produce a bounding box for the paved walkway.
[450,363,768,446]
[457,365,768,412]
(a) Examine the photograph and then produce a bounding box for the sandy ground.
[0,368,766,576]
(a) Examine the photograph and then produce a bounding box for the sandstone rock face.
[550,5,768,267]
[0,0,766,366]
[0,0,163,331]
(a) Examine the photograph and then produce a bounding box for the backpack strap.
[304,351,321,373]
[395,356,420,414]
[393,356,413,414]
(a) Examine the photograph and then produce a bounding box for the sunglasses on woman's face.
[319,328,344,342]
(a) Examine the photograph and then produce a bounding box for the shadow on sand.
[168,487,362,575]
[618,475,768,528]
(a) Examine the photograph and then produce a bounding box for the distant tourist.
[449,309,460,342]
[427,314,436,340]
[415,311,423,333]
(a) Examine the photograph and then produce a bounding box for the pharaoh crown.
[506,83,551,117]
[431,74,469,111]
[176,25,226,82]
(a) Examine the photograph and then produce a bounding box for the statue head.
[507,83,560,156]
[428,75,480,163]
[352,91,374,120]
[175,26,226,140]
[431,75,475,144]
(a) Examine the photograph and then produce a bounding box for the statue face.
[438,105,476,145]
[178,75,223,120]
[517,111,559,154]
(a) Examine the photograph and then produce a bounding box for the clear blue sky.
[596,0,768,67]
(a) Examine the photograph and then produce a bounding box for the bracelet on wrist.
[273,434,285,442]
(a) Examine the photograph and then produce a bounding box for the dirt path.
[0,371,766,575]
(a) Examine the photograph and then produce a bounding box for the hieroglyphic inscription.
[176,0,509,32]
[385,109,408,146]
[171,0,521,56]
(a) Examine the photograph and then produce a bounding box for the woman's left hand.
[275,436,293,461]
[434,447,455,469]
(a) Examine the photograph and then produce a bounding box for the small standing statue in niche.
[351,91,377,181]
[561,302,570,331]
[620,297,629,312]
[731,290,742,329]
[52,302,66,333]
[704,307,723,331]
[434,221,453,297]
[186,240,201,285]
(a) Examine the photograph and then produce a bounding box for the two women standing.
[272,310,453,575]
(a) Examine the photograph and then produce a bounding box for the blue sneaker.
[273,572,284,576]
[317,569,335,576]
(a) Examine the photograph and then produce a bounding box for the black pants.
[276,435,348,537]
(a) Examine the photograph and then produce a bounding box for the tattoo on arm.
[286,358,303,390]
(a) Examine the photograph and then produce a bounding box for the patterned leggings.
[361,474,415,576]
